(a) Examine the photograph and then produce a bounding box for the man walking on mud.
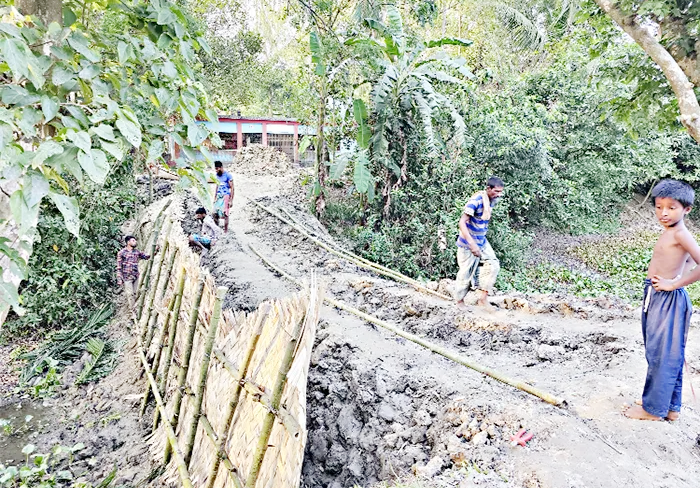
[213,161,234,232]
[454,176,504,310]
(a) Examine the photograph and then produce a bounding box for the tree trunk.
[314,84,327,217]
[594,0,700,143]
[16,0,63,25]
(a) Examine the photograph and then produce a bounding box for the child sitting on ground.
[189,207,222,258]
[624,179,699,421]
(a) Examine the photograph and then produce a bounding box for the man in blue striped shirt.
[454,176,504,309]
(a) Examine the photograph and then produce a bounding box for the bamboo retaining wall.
[133,197,322,488]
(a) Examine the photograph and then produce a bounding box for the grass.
[498,229,700,306]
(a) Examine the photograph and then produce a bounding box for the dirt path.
[4,163,698,488]
[196,167,700,488]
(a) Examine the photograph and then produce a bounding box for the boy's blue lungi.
[641,278,691,417]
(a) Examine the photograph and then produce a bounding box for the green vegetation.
[0,443,117,487]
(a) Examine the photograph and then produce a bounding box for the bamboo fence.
[133,197,322,488]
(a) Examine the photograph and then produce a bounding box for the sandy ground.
[1,161,699,488]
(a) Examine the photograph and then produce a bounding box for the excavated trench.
[171,174,700,488]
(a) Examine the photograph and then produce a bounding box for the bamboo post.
[140,294,175,417]
[205,314,267,488]
[139,240,169,343]
[248,198,452,301]
[153,268,187,431]
[248,244,566,407]
[184,286,227,467]
[245,306,304,488]
[135,201,171,309]
[139,220,173,341]
[144,247,179,348]
[137,347,194,488]
[165,276,206,464]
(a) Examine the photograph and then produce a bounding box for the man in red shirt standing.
[116,235,152,311]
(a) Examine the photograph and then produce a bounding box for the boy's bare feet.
[456,300,467,310]
[622,403,663,421]
[634,399,679,421]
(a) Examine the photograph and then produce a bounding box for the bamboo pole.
[165,276,206,464]
[248,198,452,301]
[144,246,179,348]
[140,220,173,340]
[245,305,304,488]
[205,315,266,488]
[139,239,170,343]
[136,201,172,312]
[139,297,175,417]
[184,286,227,467]
[249,244,565,407]
[137,347,195,488]
[200,414,244,488]
[139,260,185,417]
[280,207,417,285]
[153,267,187,431]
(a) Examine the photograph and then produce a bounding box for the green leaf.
[67,131,92,153]
[117,41,130,65]
[0,38,46,89]
[21,444,35,455]
[426,37,473,49]
[310,32,325,76]
[33,140,63,167]
[17,108,42,136]
[78,149,109,184]
[353,151,372,194]
[353,99,371,149]
[52,65,75,86]
[161,61,177,79]
[24,171,49,208]
[115,118,141,148]
[10,188,40,234]
[63,7,77,26]
[187,123,207,146]
[67,31,100,63]
[46,144,81,183]
[147,139,164,163]
[205,109,219,130]
[79,64,100,80]
[49,191,80,237]
[157,7,176,25]
[0,85,40,106]
[41,96,59,122]
[0,23,21,39]
[66,106,89,127]
[101,140,125,161]
[90,124,116,142]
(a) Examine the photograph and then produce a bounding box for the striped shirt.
[456,193,496,249]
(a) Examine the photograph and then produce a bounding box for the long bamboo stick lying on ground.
[248,199,452,301]
[249,244,565,407]
[279,207,430,289]
[137,347,194,488]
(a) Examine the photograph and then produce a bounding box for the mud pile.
[233,144,291,176]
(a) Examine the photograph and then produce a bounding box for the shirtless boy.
[624,180,699,421]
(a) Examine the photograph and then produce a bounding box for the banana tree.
[346,6,473,213]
